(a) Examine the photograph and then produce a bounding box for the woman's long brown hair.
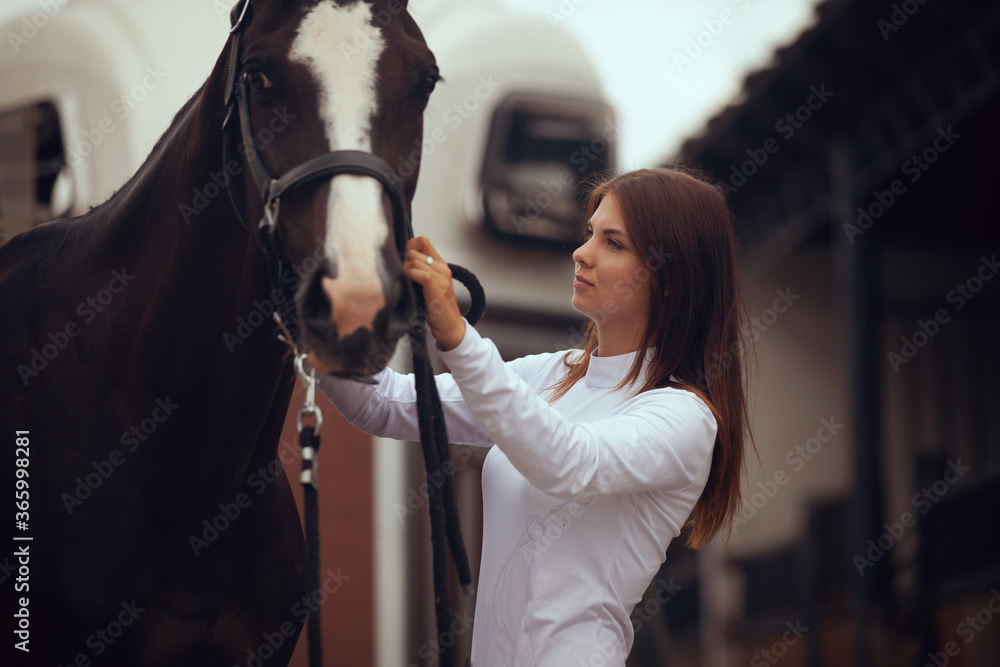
[548,166,755,548]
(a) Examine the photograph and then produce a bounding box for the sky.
[0,0,824,167]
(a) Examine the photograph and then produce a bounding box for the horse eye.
[420,71,439,98]
[247,70,274,91]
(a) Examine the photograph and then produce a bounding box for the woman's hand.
[405,236,466,351]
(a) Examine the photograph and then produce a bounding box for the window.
[479,92,615,246]
[0,101,73,245]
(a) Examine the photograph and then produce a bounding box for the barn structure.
[659,0,1000,665]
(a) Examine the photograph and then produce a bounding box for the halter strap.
[221,0,412,260]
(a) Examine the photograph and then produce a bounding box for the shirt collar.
[584,347,655,388]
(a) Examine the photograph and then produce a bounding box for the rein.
[220,3,480,666]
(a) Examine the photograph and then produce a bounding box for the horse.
[0,1,439,664]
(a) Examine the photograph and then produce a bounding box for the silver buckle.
[261,196,281,232]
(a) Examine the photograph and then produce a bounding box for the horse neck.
[107,88,260,282]
[100,78,288,381]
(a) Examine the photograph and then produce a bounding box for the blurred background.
[1,0,998,665]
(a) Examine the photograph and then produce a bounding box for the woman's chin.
[570,295,593,320]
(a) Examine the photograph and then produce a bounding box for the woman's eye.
[247,70,274,91]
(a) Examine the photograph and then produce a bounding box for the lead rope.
[294,355,324,667]
[411,264,484,667]
[282,266,484,667]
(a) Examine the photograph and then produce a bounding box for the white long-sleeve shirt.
[316,322,717,666]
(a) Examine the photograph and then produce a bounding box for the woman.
[313,166,753,666]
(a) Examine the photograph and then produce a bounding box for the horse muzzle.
[299,263,413,376]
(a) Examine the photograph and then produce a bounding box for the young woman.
[313,167,753,666]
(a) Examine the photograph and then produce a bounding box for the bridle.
[217,3,478,667]
[221,0,413,294]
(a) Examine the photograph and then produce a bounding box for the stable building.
[645,0,1000,665]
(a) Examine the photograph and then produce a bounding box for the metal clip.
[261,196,281,233]
[295,353,323,434]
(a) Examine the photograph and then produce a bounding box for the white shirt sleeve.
[314,362,495,445]
[438,321,719,500]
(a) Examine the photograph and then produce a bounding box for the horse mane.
[84,82,208,217]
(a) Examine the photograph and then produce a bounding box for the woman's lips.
[573,275,594,288]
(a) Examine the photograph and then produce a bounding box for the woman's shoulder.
[629,382,718,429]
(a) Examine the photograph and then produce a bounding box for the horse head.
[226,0,438,375]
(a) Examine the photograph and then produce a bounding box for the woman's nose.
[572,239,591,266]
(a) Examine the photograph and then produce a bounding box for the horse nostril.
[384,274,414,340]
[302,269,336,338]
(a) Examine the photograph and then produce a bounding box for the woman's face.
[571,195,652,339]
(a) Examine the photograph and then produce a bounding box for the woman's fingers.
[406,236,447,266]
[402,237,465,350]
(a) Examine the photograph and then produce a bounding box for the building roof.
[679,0,1000,272]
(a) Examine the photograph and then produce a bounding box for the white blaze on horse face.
[291,1,389,339]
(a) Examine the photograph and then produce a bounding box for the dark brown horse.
[0,1,438,664]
